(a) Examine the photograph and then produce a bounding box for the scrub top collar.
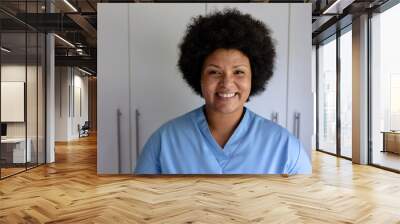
[192,105,251,166]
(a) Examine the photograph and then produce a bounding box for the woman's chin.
[211,103,243,115]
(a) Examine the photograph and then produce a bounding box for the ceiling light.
[1,47,11,53]
[63,0,78,12]
[78,67,93,76]
[322,0,355,15]
[54,34,75,48]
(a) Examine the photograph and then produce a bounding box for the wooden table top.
[1,135,400,223]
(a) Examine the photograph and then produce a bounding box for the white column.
[46,32,55,163]
[352,14,369,164]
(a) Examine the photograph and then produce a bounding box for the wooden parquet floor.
[1,134,400,224]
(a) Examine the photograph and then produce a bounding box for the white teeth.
[218,92,236,98]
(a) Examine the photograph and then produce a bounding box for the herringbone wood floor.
[1,134,400,223]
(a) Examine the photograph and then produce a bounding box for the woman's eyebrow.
[233,65,249,69]
[205,64,221,68]
[206,64,249,68]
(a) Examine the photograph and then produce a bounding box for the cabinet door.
[287,3,313,157]
[206,3,289,127]
[98,4,131,174]
[129,4,205,164]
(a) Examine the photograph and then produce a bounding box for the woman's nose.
[220,72,234,85]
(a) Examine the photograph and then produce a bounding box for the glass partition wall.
[0,2,46,179]
[316,26,353,159]
[0,30,27,177]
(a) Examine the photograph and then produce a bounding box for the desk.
[1,138,31,163]
[381,131,400,154]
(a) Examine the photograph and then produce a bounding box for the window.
[339,28,352,158]
[317,36,337,155]
[370,2,400,171]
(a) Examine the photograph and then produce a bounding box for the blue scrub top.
[134,105,311,174]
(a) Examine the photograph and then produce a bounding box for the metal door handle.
[117,109,122,173]
[271,112,278,123]
[293,112,301,138]
[135,109,140,159]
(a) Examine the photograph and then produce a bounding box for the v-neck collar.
[193,105,251,166]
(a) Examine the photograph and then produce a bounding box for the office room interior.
[0,0,399,223]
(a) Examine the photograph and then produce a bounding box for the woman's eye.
[209,70,220,75]
[234,70,244,75]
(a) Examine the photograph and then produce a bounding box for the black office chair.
[79,121,90,138]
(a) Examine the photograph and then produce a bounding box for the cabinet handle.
[117,109,122,173]
[271,112,278,123]
[68,86,71,117]
[135,109,140,159]
[293,112,301,138]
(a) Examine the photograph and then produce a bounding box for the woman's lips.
[216,92,238,99]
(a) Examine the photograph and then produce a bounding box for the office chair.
[79,121,90,138]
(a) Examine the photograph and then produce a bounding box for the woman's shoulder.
[157,106,201,133]
[247,109,310,174]
[246,109,302,152]
[247,109,295,138]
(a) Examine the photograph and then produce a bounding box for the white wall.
[55,67,69,141]
[55,67,89,141]
[72,72,89,138]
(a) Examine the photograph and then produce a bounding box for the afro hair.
[177,8,276,99]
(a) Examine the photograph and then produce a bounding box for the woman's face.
[201,48,252,115]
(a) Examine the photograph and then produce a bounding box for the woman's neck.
[204,106,245,148]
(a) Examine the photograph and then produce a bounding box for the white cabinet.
[287,4,313,157]
[98,4,132,174]
[98,3,313,174]
[129,4,205,160]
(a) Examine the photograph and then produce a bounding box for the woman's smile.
[216,92,238,99]
[218,92,235,97]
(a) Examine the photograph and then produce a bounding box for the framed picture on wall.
[1,81,25,122]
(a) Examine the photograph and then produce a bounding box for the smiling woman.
[134,9,311,175]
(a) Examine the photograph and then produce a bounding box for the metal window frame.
[315,24,353,162]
